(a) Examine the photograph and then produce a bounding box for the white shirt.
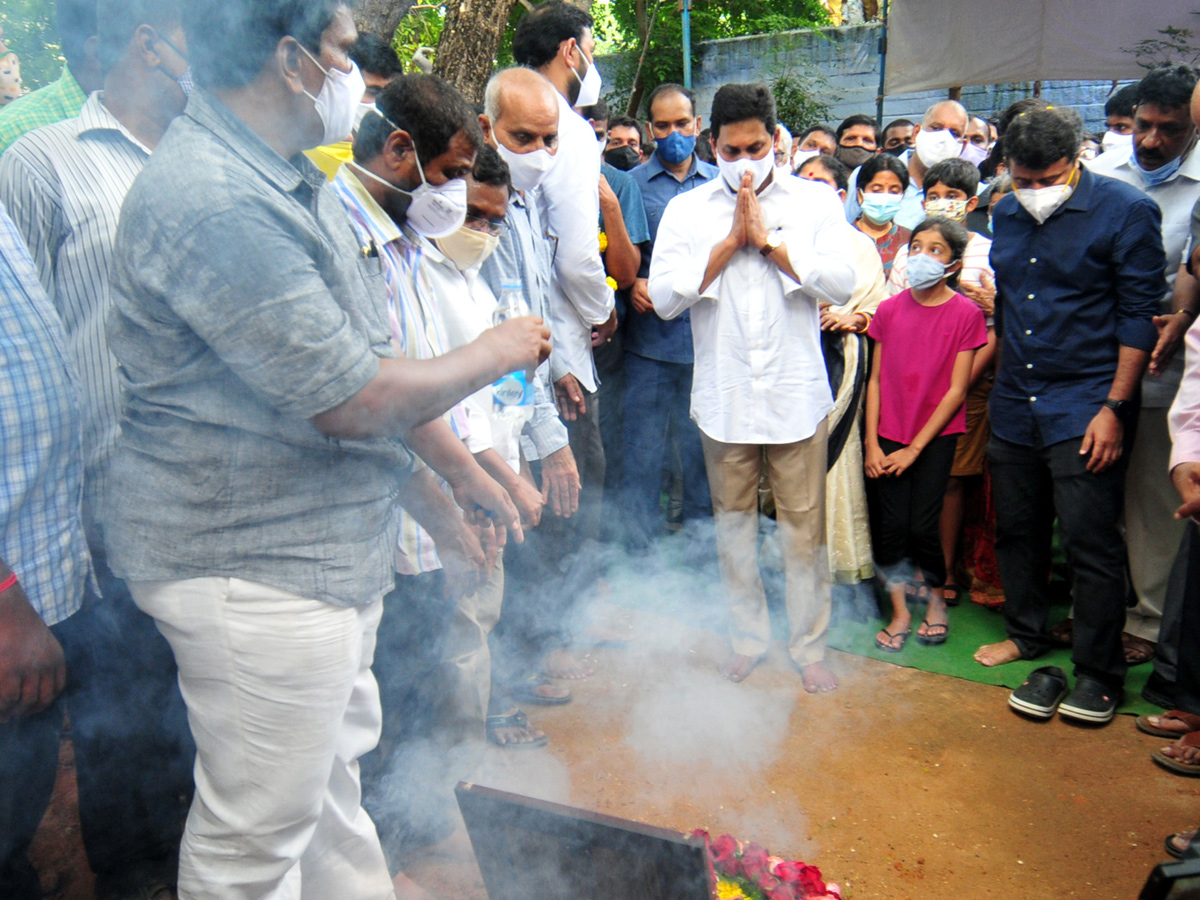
[536,91,615,392]
[1087,144,1200,406]
[421,239,525,472]
[649,171,856,444]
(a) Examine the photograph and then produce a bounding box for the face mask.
[791,148,819,172]
[924,196,969,223]
[349,143,468,238]
[860,192,903,225]
[717,150,775,192]
[299,45,366,146]
[1132,148,1186,187]
[836,145,874,170]
[884,145,908,157]
[157,35,193,98]
[656,130,695,165]
[604,146,641,171]
[497,142,555,192]
[960,142,989,167]
[571,47,602,108]
[1015,180,1074,225]
[1101,130,1133,153]
[353,102,376,134]
[915,128,964,168]
[434,225,500,272]
[907,251,949,290]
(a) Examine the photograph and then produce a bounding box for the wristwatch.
[760,232,781,257]
[1102,398,1133,422]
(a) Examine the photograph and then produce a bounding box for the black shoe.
[1058,676,1121,724]
[1143,671,1177,710]
[1008,665,1069,719]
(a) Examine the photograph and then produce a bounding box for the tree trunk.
[356,0,417,40]
[625,0,650,116]
[434,0,517,106]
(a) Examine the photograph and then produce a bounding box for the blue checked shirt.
[0,201,89,625]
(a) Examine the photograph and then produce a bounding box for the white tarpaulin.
[884,0,1200,94]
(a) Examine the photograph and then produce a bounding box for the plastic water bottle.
[492,283,534,427]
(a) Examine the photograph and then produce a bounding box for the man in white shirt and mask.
[650,82,856,690]
[845,99,970,230]
[509,1,615,681]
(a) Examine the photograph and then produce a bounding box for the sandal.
[1136,710,1200,738]
[485,709,548,749]
[1122,632,1156,666]
[942,583,964,607]
[511,674,572,707]
[916,620,949,646]
[874,628,911,653]
[1151,731,1200,777]
[1166,830,1198,859]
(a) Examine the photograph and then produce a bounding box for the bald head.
[481,67,560,157]
[923,100,970,138]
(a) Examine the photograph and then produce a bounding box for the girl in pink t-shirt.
[865,218,987,652]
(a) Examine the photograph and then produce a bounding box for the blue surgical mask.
[860,192,902,225]
[1132,149,1185,187]
[656,130,696,165]
[907,251,949,290]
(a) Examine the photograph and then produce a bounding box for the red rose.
[740,844,771,881]
[797,864,826,897]
[711,834,740,872]
[691,829,711,843]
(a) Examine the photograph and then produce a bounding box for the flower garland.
[691,830,843,900]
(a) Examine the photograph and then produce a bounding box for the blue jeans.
[620,353,711,546]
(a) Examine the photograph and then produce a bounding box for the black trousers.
[1170,524,1200,714]
[873,434,958,588]
[0,564,193,900]
[989,434,1129,689]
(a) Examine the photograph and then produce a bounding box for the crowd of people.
[0,0,1199,897]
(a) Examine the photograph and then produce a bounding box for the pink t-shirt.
[868,289,987,446]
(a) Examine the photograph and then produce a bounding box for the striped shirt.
[0,92,151,548]
[330,164,466,575]
[0,66,88,155]
[0,201,90,625]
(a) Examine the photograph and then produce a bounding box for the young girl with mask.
[853,154,912,276]
[864,217,987,652]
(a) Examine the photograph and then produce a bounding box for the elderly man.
[1083,65,1200,667]
[649,83,855,689]
[977,107,1164,726]
[102,1,549,896]
[510,0,615,681]
[845,100,970,228]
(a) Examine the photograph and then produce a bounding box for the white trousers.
[130,577,395,900]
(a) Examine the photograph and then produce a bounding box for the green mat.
[828,599,1158,716]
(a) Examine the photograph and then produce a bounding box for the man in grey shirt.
[104,2,549,897]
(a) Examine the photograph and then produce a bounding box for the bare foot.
[542,647,595,680]
[583,620,633,645]
[801,661,839,693]
[393,871,436,900]
[974,639,1022,667]
[719,652,765,683]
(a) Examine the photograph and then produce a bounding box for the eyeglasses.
[464,215,507,237]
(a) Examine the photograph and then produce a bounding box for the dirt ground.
[29,609,1198,900]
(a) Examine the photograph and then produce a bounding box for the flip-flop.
[511,675,572,707]
[485,710,548,750]
[916,619,949,646]
[1122,632,1156,665]
[1166,830,1198,859]
[1152,731,1200,777]
[1137,710,1200,738]
[942,583,964,607]
[875,628,911,653]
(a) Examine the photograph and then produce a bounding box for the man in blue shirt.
[976,107,1165,725]
[625,83,720,551]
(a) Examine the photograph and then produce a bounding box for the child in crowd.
[865,218,988,651]
[886,159,998,604]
